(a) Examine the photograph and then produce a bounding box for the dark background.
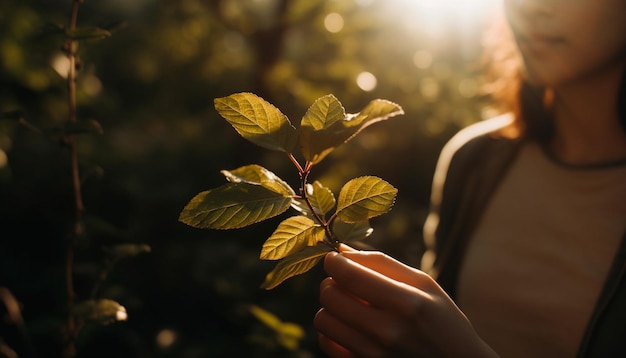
[0,0,499,357]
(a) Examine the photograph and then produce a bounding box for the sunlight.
[368,0,500,41]
[156,329,178,349]
[385,0,499,17]
[409,0,498,34]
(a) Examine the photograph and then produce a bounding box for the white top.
[456,141,626,357]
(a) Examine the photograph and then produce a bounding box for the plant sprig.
[179,92,404,289]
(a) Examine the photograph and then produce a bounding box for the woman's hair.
[480,8,626,141]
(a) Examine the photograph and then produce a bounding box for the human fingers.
[324,251,432,317]
[317,333,356,358]
[339,249,439,293]
[317,276,422,355]
[314,303,387,357]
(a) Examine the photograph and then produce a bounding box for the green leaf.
[299,94,346,164]
[249,305,305,351]
[214,92,298,152]
[72,299,127,324]
[260,216,325,260]
[332,219,373,243]
[65,27,112,40]
[352,99,405,128]
[179,182,292,229]
[336,176,398,223]
[298,95,404,164]
[290,181,336,218]
[261,244,332,290]
[221,164,295,196]
[306,181,336,217]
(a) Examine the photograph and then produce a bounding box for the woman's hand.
[313,246,498,358]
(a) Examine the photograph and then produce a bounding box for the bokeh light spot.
[324,12,344,33]
[156,329,178,350]
[356,71,377,92]
[413,50,433,69]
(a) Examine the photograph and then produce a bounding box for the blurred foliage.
[0,0,497,356]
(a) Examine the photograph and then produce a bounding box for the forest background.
[0,0,499,357]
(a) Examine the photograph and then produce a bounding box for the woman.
[314,0,626,356]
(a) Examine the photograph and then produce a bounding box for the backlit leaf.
[179,182,292,229]
[249,305,305,351]
[260,216,325,260]
[261,244,332,289]
[291,181,336,218]
[305,181,336,217]
[214,92,298,152]
[276,322,305,350]
[299,94,346,164]
[336,176,397,223]
[298,96,404,164]
[290,198,313,217]
[332,219,373,242]
[222,164,295,196]
[249,304,281,329]
[351,99,405,130]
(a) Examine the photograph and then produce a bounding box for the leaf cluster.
[179,92,403,289]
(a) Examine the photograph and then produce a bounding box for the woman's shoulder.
[433,113,517,178]
[442,113,515,159]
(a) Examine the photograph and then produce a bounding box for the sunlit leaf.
[276,322,306,350]
[290,181,336,218]
[332,219,373,242]
[290,198,313,217]
[351,99,405,130]
[72,299,127,324]
[214,92,298,152]
[261,244,332,290]
[298,96,404,164]
[249,305,305,351]
[299,94,346,164]
[260,216,325,260]
[305,181,336,217]
[179,182,292,229]
[65,27,112,40]
[336,176,397,223]
[249,304,281,329]
[221,164,295,196]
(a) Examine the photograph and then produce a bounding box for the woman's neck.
[549,63,626,166]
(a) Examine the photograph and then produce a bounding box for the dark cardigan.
[422,115,626,357]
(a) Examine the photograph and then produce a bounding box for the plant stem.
[298,166,340,251]
[63,1,85,357]
[287,153,304,174]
